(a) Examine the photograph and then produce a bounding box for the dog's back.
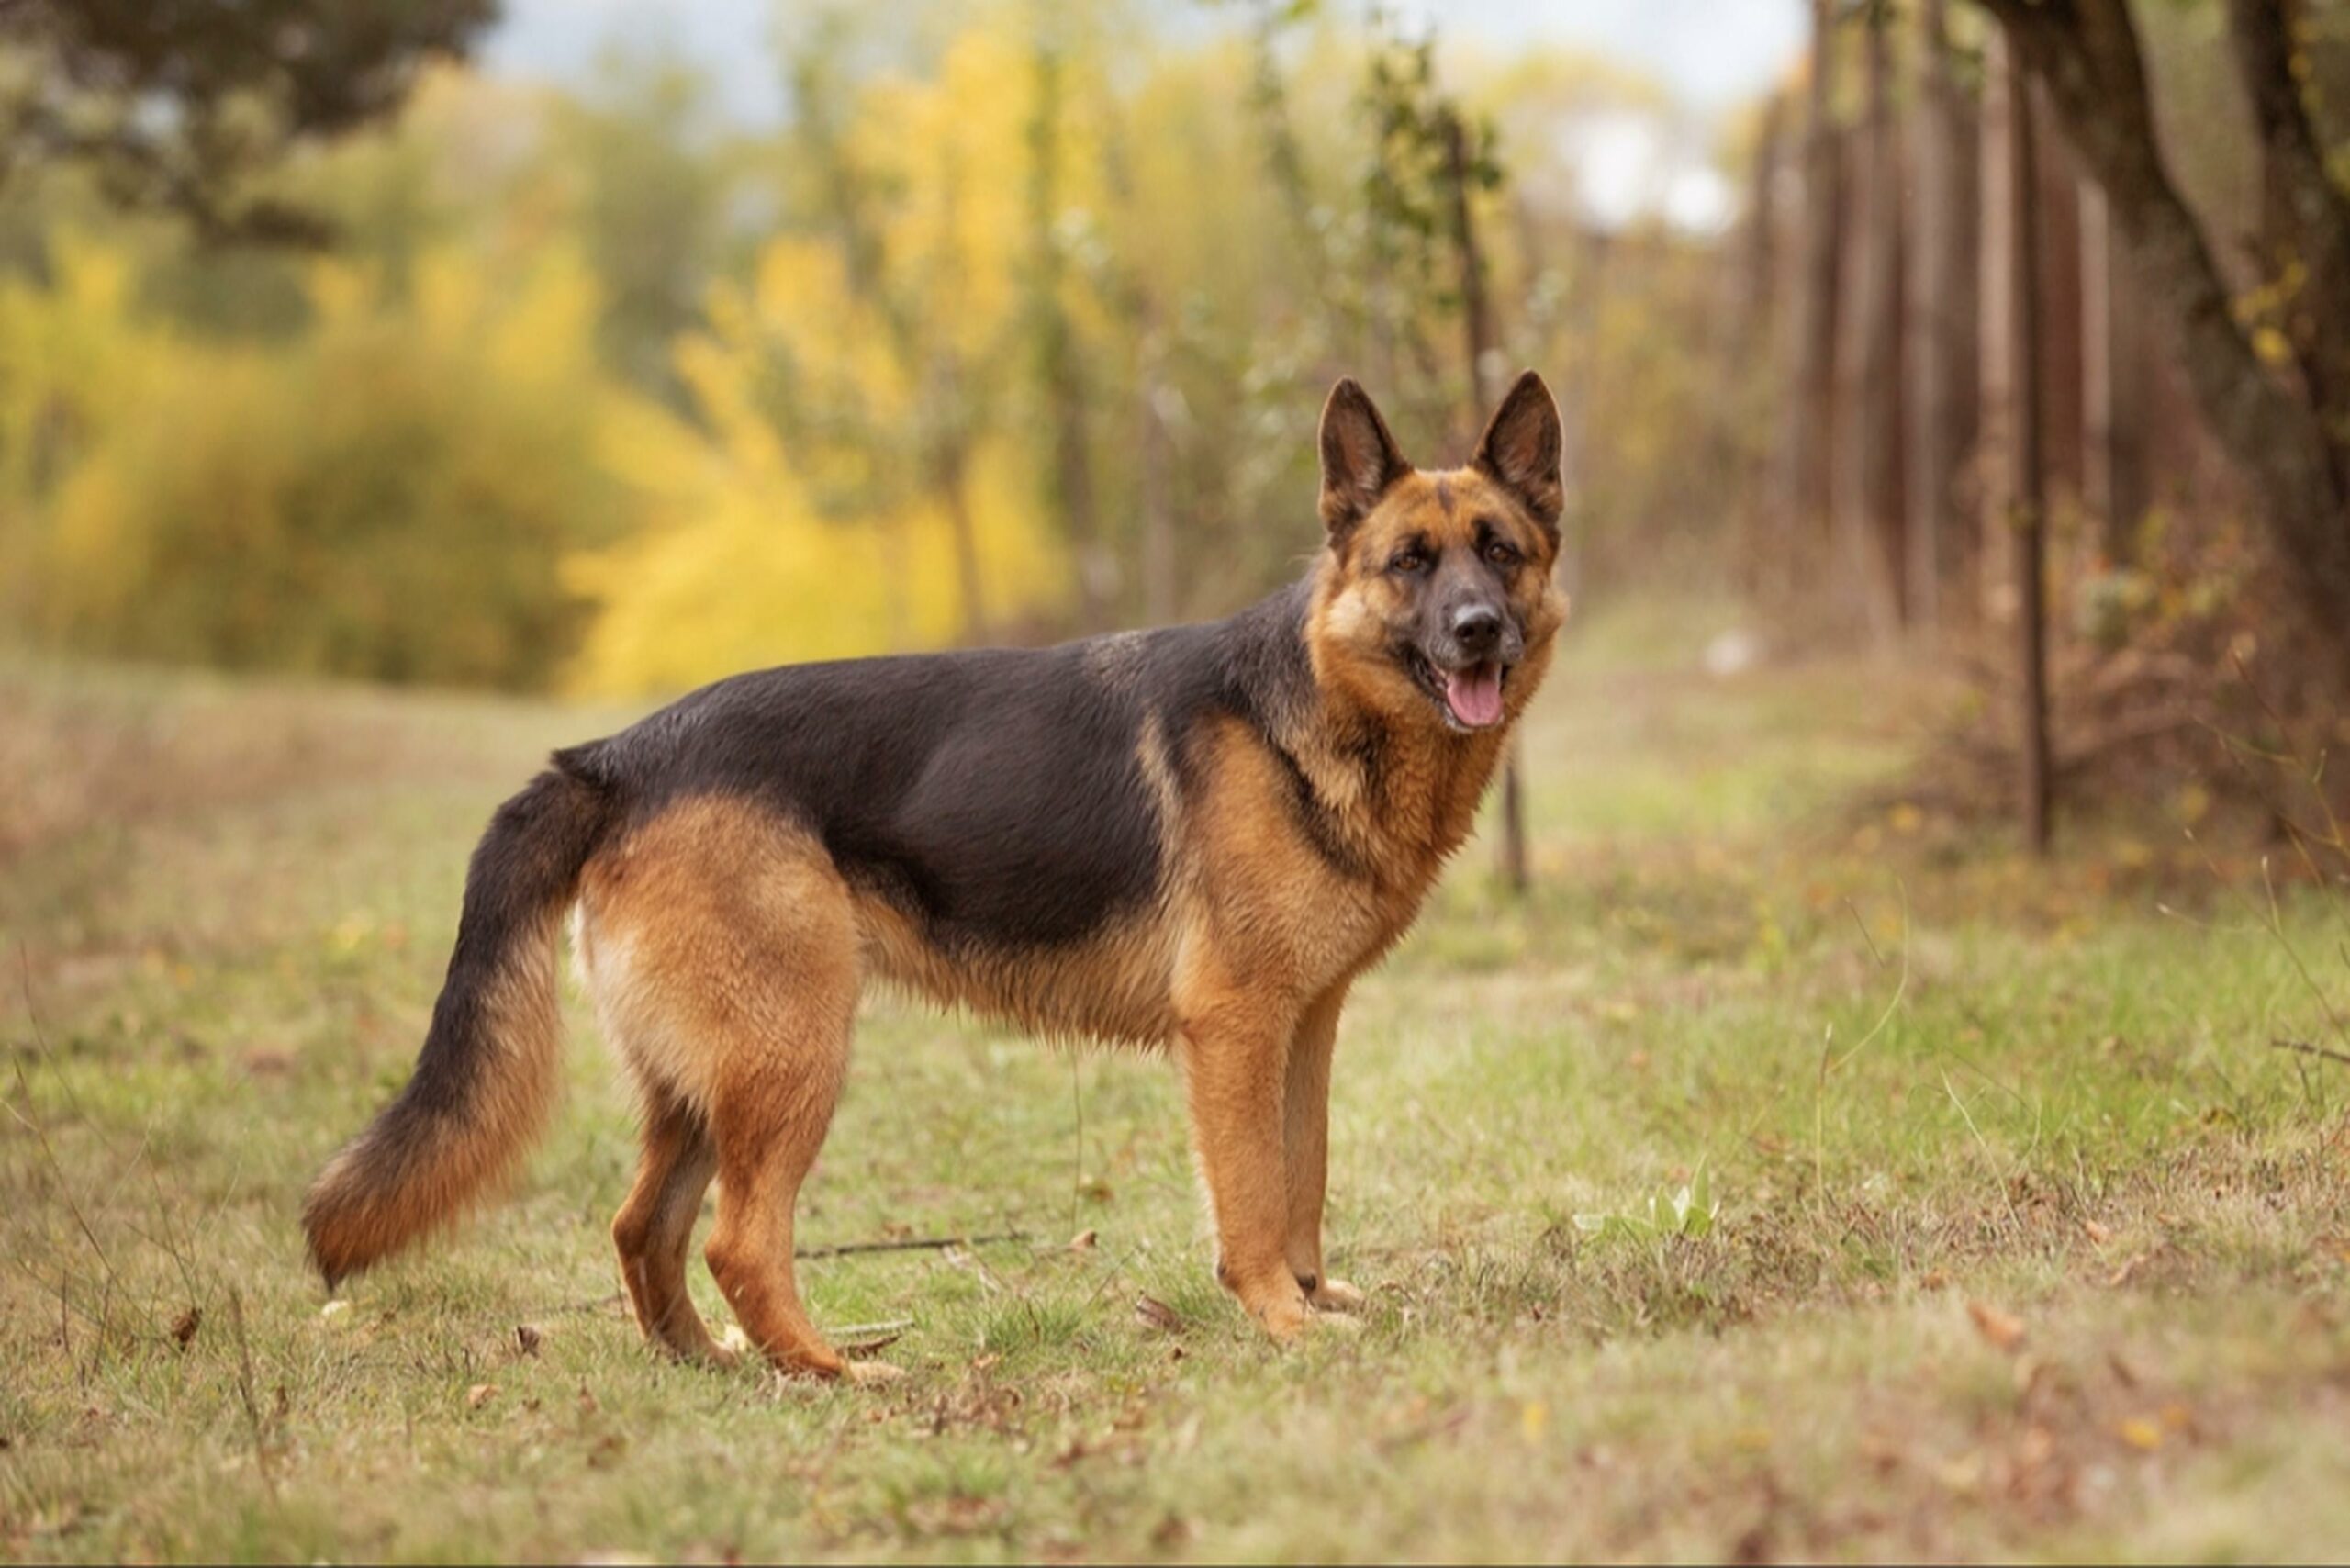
[564,579,1314,967]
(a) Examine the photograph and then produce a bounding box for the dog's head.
[1308,372,1568,735]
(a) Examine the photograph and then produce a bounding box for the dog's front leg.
[1176,985,1310,1339]
[1283,983,1365,1314]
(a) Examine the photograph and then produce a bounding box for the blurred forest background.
[4,0,2349,841]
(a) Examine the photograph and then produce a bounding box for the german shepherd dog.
[304,372,1567,1381]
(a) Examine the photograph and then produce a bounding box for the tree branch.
[2225,0,2350,479]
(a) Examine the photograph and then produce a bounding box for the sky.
[483,0,1808,230]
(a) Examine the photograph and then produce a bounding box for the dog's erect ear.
[1317,378,1412,545]
[1472,370,1564,535]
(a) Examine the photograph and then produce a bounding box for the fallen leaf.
[576,1384,599,1417]
[1967,1300,2028,1352]
[170,1307,202,1350]
[1134,1294,1181,1333]
[465,1383,498,1411]
[515,1324,543,1357]
[319,1300,352,1325]
[2082,1219,2112,1245]
[1069,1228,1098,1251]
[2116,1417,2163,1451]
[1522,1401,1550,1444]
[1919,1270,1951,1292]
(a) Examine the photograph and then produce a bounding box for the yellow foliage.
[16,233,634,686]
[565,17,1090,696]
[565,405,1065,696]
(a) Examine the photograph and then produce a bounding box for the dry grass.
[3,610,2347,1562]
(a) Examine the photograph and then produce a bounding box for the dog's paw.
[1246,1288,1310,1342]
[1307,1276,1367,1313]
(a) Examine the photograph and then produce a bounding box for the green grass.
[4,610,2348,1563]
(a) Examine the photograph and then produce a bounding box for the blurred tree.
[2076,167,2148,565]
[1779,0,1844,590]
[1987,39,2053,852]
[0,0,494,244]
[1734,91,1785,599]
[1360,17,1468,446]
[1025,3,1113,628]
[551,49,725,404]
[1975,0,2350,651]
[1833,0,1904,639]
[1905,0,1980,633]
[21,242,628,686]
[733,5,1069,643]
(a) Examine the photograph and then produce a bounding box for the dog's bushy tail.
[303,760,613,1287]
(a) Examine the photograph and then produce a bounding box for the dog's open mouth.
[1406,649,1509,732]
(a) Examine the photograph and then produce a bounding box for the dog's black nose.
[1451,605,1503,654]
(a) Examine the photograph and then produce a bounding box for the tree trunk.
[2078,174,2149,564]
[1740,93,1786,599]
[1992,39,2054,854]
[1440,108,1529,896]
[1834,9,1906,639]
[1026,35,1113,628]
[1975,0,2350,649]
[1906,0,1980,635]
[2227,0,2350,494]
[1778,0,1843,583]
[1139,313,1178,627]
[934,435,987,644]
[2032,108,2087,523]
[1979,27,2020,627]
[1740,94,1785,364]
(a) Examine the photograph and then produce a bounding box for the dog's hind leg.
[668,836,892,1383]
[582,799,890,1383]
[699,963,878,1382]
[612,1086,724,1362]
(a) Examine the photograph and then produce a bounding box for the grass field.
[5,604,2348,1563]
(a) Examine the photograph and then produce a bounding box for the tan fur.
[554,446,1566,1374]
[577,799,863,1376]
[303,905,567,1284]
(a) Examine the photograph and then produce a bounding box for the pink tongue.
[1444,664,1505,728]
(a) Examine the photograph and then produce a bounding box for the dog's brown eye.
[1389,549,1427,574]
[1483,540,1520,568]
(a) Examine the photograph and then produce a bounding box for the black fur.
[564,579,1343,953]
[409,767,611,1114]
